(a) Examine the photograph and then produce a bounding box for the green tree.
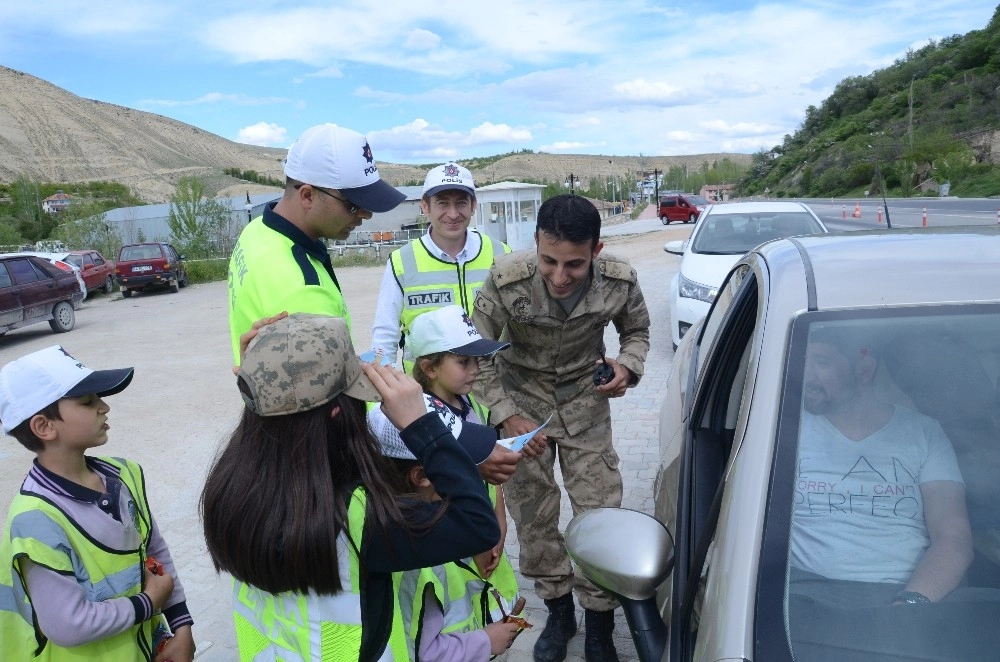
[52,202,120,259]
[167,176,239,258]
[0,220,23,248]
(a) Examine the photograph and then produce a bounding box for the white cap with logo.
[423,162,476,199]
[0,346,133,435]
[408,305,509,359]
[284,124,406,213]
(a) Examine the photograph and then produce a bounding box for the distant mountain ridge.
[0,65,750,203]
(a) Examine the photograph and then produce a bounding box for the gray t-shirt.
[790,406,964,584]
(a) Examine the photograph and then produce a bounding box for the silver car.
[568,227,1000,661]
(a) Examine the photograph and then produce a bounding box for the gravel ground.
[0,208,693,661]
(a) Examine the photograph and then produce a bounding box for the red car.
[116,242,188,297]
[64,250,116,295]
[0,254,83,335]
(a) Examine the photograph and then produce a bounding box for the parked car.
[658,194,707,225]
[64,250,116,295]
[567,227,1000,661]
[0,253,84,335]
[115,242,188,297]
[4,251,87,299]
[665,201,827,349]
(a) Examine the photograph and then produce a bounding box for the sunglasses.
[295,184,362,215]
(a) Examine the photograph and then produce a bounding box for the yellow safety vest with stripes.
[396,483,520,659]
[391,231,510,367]
[232,487,409,661]
[0,457,159,661]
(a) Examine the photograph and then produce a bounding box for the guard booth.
[474,182,545,252]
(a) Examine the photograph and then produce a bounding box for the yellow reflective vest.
[391,231,510,367]
[0,457,159,661]
[232,487,408,661]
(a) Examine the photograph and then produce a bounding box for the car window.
[662,198,677,207]
[93,254,105,266]
[692,212,824,255]
[7,259,44,284]
[82,254,95,267]
[0,263,11,288]
[687,195,710,206]
[65,255,83,268]
[120,245,163,261]
[758,306,1000,660]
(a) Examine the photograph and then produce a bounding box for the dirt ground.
[0,218,693,659]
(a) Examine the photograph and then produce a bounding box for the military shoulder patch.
[600,257,636,282]
[494,259,533,284]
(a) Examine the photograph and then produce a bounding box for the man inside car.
[790,327,974,606]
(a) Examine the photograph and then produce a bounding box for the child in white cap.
[368,305,525,660]
[0,346,194,661]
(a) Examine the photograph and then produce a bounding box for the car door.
[8,258,64,322]
[666,261,763,661]
[0,261,22,328]
[79,252,98,289]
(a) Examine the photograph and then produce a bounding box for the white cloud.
[698,120,780,136]
[368,118,534,159]
[237,122,287,146]
[305,66,343,79]
[567,117,601,128]
[403,29,440,50]
[539,141,588,152]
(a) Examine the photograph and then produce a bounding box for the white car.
[665,201,827,349]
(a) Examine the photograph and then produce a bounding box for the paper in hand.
[497,414,553,452]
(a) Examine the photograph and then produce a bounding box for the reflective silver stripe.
[398,243,419,281]
[9,509,141,600]
[432,565,476,631]
[232,583,307,662]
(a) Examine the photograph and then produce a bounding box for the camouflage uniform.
[471,249,650,610]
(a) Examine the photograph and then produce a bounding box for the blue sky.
[1,1,996,163]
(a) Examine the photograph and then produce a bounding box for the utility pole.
[653,168,661,203]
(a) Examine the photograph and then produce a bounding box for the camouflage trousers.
[503,417,623,611]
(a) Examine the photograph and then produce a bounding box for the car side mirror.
[566,508,674,600]
[664,241,684,256]
[178,254,186,260]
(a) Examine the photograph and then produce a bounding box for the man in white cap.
[370,162,514,482]
[227,123,405,363]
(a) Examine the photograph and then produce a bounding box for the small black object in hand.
[593,362,615,386]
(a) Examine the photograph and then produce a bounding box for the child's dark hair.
[536,193,602,249]
[412,352,447,391]
[9,401,62,452]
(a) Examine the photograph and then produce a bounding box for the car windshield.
[691,211,823,255]
[686,195,709,206]
[64,255,83,268]
[773,307,1000,660]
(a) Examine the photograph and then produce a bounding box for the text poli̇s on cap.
[284,123,406,213]
[369,393,497,464]
[408,305,510,359]
[423,162,476,199]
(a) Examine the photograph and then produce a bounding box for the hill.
[746,6,1000,198]
[0,65,749,203]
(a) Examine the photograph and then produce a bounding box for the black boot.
[533,592,577,661]
[584,608,620,662]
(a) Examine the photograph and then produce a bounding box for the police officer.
[472,194,650,662]
[371,162,516,484]
[228,123,405,363]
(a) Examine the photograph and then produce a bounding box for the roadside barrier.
[852,202,862,218]
[922,207,928,227]
[842,204,846,219]
[877,206,883,223]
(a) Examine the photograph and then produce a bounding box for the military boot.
[533,592,577,661]
[584,608,620,662]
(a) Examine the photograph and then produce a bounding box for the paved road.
[0,215,693,661]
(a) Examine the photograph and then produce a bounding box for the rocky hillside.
[0,65,749,202]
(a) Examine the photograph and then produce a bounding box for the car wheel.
[660,216,669,225]
[687,213,696,223]
[122,288,133,298]
[103,276,114,294]
[49,301,75,333]
[170,279,179,293]
[178,273,188,288]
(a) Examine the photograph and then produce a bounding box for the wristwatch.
[895,590,931,604]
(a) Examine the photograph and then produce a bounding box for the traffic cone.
[877,206,883,223]
[922,207,927,227]
[842,204,846,219]
[852,202,861,218]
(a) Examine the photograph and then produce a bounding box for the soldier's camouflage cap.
[237,313,381,416]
